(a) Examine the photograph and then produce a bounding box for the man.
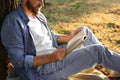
[1,0,120,80]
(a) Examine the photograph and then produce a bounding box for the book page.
[66,27,87,54]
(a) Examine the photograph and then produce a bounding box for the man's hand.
[52,48,66,61]
[70,29,82,40]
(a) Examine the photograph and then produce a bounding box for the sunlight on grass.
[43,0,120,53]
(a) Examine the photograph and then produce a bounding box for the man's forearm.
[32,53,57,68]
[32,48,66,68]
[57,29,82,44]
[57,35,72,44]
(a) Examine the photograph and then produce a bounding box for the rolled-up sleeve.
[25,55,33,69]
[51,31,59,40]
[1,15,33,69]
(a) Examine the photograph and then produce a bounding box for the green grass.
[42,0,120,53]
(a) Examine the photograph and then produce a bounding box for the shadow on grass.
[43,0,120,28]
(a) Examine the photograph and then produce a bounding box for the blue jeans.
[38,27,120,80]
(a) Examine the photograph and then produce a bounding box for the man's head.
[21,0,44,15]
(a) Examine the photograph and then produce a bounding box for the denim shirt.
[1,6,59,80]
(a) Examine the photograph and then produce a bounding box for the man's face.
[26,0,44,14]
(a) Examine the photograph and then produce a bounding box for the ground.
[43,0,120,53]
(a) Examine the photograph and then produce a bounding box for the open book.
[66,27,87,54]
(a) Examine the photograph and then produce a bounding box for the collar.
[17,6,29,23]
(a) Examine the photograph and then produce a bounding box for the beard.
[26,0,39,15]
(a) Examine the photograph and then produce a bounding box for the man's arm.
[57,35,72,44]
[57,29,81,44]
[32,48,66,68]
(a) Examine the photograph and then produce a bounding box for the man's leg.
[82,27,120,77]
[39,45,120,80]
[83,26,102,46]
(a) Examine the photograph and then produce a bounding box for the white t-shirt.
[28,17,56,55]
